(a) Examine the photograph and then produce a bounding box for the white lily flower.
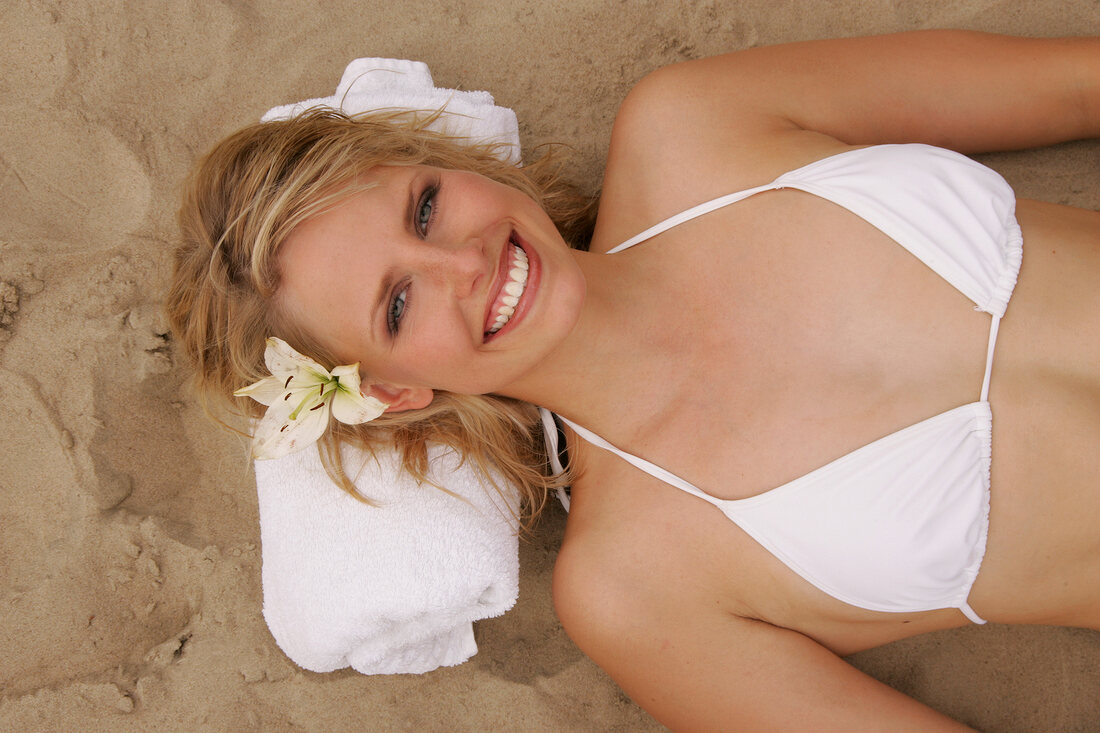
[234,337,387,460]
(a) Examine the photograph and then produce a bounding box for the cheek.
[368,323,474,390]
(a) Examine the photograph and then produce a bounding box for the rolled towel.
[254,59,524,675]
[261,57,520,163]
[255,442,520,675]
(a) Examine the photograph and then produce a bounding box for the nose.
[419,235,486,299]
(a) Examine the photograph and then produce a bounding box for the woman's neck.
[500,247,693,440]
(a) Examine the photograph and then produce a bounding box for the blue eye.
[388,286,408,335]
[416,184,438,235]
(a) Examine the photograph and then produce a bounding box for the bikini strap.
[550,411,723,509]
[980,315,1001,402]
[607,182,778,254]
[538,407,571,511]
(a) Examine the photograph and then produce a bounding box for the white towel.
[255,443,520,675]
[255,59,524,675]
[262,57,521,164]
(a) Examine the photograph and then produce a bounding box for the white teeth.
[487,242,530,335]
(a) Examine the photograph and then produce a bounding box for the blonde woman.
[168,31,1099,731]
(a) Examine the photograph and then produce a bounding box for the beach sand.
[1,1,1097,730]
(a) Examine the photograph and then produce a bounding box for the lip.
[482,231,539,343]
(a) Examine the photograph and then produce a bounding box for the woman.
[168,31,1099,730]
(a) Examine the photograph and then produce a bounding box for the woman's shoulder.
[551,481,970,731]
[551,453,760,624]
[590,61,849,254]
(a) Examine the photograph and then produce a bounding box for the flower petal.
[330,363,362,391]
[263,337,330,382]
[251,393,331,460]
[331,388,388,425]
[233,375,287,406]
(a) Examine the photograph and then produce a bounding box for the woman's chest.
[613,192,991,502]
[564,450,972,654]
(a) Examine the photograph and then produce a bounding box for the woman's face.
[277,165,585,405]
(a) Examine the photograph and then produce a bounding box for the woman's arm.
[593,30,1097,248]
[652,30,1100,153]
[554,553,974,732]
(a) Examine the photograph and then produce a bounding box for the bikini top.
[541,144,1023,624]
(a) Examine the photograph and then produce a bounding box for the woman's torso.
[558,141,1100,655]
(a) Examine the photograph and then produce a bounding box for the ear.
[366,383,434,413]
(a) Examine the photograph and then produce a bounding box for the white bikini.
[541,144,1023,624]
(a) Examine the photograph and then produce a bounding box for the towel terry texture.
[255,58,524,675]
[261,57,521,163]
[256,443,520,675]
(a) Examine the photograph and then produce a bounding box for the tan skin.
[279,31,1100,731]
[544,32,1100,730]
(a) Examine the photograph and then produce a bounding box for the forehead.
[274,167,418,363]
[281,163,428,256]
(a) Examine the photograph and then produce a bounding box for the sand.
[1,1,1097,730]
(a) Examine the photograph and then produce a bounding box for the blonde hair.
[166,108,595,525]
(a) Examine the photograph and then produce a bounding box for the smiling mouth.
[483,236,530,339]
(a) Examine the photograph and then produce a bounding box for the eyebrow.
[374,269,394,338]
[371,180,416,338]
[404,178,416,234]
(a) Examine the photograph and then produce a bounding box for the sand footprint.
[0,366,85,595]
[0,108,152,249]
